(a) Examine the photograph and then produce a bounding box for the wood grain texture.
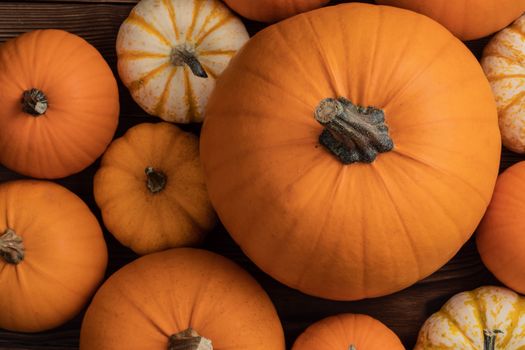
[0,1,521,349]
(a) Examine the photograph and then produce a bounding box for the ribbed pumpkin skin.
[80,248,285,350]
[0,29,119,179]
[223,0,329,22]
[376,0,525,41]
[481,15,525,154]
[415,286,525,349]
[200,4,501,300]
[94,123,216,255]
[117,0,249,123]
[292,314,405,350]
[0,180,107,332]
[477,162,525,293]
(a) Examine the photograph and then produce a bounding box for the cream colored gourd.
[482,14,525,153]
[117,0,249,123]
[415,286,525,349]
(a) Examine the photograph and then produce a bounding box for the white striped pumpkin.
[415,286,525,350]
[116,0,249,123]
[482,15,525,153]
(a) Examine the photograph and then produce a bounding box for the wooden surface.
[0,0,521,349]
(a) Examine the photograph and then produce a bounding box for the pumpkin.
[375,0,525,41]
[292,314,405,350]
[94,122,216,255]
[223,0,329,23]
[415,286,525,349]
[0,29,119,179]
[80,248,285,350]
[476,162,525,293]
[0,180,107,332]
[200,3,501,301]
[116,0,249,123]
[481,15,525,153]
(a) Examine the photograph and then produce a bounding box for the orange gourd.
[292,314,405,350]
[94,122,216,255]
[200,4,501,301]
[0,180,107,332]
[0,29,119,179]
[80,248,285,350]
[477,162,525,294]
[223,0,328,22]
[376,0,525,41]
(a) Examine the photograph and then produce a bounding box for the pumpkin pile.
[1,0,525,349]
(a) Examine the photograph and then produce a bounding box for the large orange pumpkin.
[376,0,525,41]
[292,314,405,350]
[477,162,525,294]
[0,180,107,332]
[80,248,285,350]
[200,4,501,301]
[0,29,119,179]
[223,0,329,22]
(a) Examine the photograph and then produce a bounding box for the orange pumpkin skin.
[376,0,525,41]
[477,162,525,294]
[200,4,501,300]
[80,248,285,350]
[292,314,405,350]
[0,180,107,332]
[94,122,216,255]
[223,0,328,22]
[0,29,119,179]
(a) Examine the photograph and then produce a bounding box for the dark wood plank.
[0,1,523,349]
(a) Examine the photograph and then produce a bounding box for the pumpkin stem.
[145,167,167,194]
[314,97,393,164]
[168,328,212,350]
[171,45,208,78]
[484,329,503,350]
[0,228,25,264]
[22,88,48,116]
[349,345,357,350]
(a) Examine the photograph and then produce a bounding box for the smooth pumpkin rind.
[292,314,405,350]
[376,0,525,41]
[0,29,119,179]
[79,248,285,350]
[223,0,329,22]
[94,122,216,255]
[0,180,107,332]
[200,3,500,300]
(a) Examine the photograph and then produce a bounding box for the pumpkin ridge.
[500,90,525,115]
[126,11,171,47]
[482,52,518,67]
[155,67,178,116]
[195,0,220,39]
[195,14,234,46]
[186,0,205,41]
[118,51,168,61]
[438,309,478,348]
[507,25,525,41]
[469,291,489,333]
[183,68,199,121]
[198,49,236,57]
[494,37,525,64]
[161,0,181,41]
[498,297,521,348]
[486,73,525,82]
[129,61,171,93]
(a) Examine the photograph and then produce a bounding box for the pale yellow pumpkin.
[482,14,525,153]
[117,0,249,123]
[415,286,525,350]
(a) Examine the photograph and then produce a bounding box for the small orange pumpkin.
[94,122,216,255]
[292,314,405,350]
[0,180,107,332]
[80,248,285,350]
[201,4,501,300]
[223,0,329,22]
[0,29,119,179]
[376,0,525,41]
[477,162,525,293]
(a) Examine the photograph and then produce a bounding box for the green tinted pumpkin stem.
[168,328,213,350]
[484,329,503,350]
[0,228,24,264]
[145,167,167,194]
[22,88,48,116]
[171,44,208,78]
[314,97,393,164]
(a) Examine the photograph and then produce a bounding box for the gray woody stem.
[484,329,503,350]
[314,97,393,164]
[0,228,25,264]
[22,88,48,116]
[171,45,208,78]
[168,328,212,350]
[145,167,167,194]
